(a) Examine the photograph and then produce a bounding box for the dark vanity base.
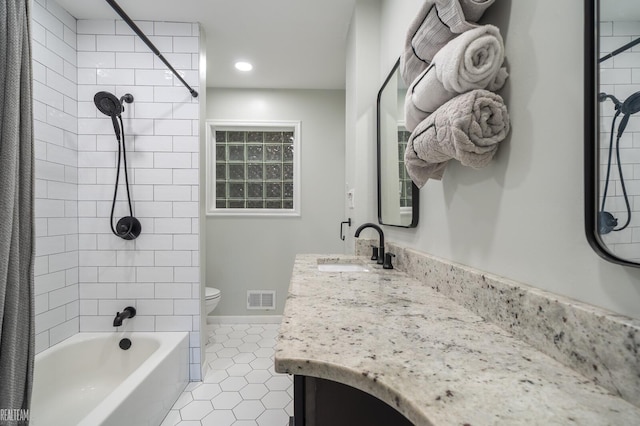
[291,375,414,426]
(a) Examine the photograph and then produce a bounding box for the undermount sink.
[317,263,371,272]
[317,258,370,272]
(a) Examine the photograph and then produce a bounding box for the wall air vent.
[247,290,276,310]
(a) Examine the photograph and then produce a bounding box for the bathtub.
[31,332,189,426]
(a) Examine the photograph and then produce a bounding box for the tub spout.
[113,306,136,327]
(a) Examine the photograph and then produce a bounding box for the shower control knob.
[116,216,142,240]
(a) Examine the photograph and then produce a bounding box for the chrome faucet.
[354,223,384,265]
[113,306,136,327]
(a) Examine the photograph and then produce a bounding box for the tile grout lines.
[161,323,292,426]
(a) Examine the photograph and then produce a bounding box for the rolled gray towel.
[400,0,496,86]
[404,24,508,132]
[404,89,510,188]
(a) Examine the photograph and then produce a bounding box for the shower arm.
[105,0,198,98]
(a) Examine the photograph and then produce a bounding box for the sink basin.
[316,258,371,272]
[317,263,370,272]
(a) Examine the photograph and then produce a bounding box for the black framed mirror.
[377,58,419,228]
[585,0,640,266]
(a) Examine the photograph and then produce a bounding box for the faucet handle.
[370,245,379,261]
[383,252,395,270]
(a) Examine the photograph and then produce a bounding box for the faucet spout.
[113,306,136,327]
[354,223,385,265]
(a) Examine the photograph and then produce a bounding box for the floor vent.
[247,290,276,310]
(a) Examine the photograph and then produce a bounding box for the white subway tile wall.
[33,0,80,354]
[600,21,640,261]
[32,0,202,381]
[77,18,201,380]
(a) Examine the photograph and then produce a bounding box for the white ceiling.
[55,0,357,90]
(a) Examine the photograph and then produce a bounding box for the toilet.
[205,287,221,316]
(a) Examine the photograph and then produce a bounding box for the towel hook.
[340,218,352,241]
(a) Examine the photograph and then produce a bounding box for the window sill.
[206,209,301,218]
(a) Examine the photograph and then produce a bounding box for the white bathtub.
[31,332,189,426]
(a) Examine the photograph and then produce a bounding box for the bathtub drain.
[119,338,132,350]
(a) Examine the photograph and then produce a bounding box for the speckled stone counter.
[275,254,640,426]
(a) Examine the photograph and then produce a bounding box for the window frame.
[205,120,301,217]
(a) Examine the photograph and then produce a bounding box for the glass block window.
[206,121,301,216]
[398,127,413,208]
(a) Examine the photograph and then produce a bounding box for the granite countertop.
[274,254,640,426]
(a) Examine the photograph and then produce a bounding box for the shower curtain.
[0,0,35,421]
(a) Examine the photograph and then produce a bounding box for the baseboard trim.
[206,315,283,324]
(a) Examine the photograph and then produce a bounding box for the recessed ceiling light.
[235,61,253,72]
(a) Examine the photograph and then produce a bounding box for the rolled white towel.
[435,24,508,93]
[404,89,510,188]
[400,0,496,86]
[404,24,508,132]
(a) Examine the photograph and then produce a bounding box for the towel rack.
[340,218,351,241]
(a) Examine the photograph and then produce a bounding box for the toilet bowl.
[205,287,221,315]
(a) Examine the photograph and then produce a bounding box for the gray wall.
[206,88,346,316]
[347,0,640,319]
[344,0,382,252]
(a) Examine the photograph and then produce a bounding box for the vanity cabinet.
[290,375,413,426]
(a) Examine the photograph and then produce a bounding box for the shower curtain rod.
[105,0,198,98]
[599,37,640,63]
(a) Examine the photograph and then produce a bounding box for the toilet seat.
[206,287,220,300]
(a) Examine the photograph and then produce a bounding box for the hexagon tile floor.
[161,323,293,426]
